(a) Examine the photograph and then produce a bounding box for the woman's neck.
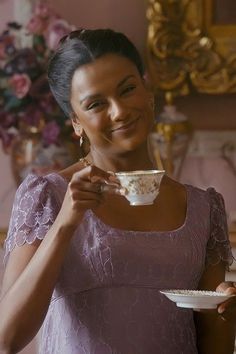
[87,146,155,172]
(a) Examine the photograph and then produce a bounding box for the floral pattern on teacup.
[116,172,165,195]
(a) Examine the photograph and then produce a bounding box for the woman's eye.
[87,101,105,110]
[121,85,136,95]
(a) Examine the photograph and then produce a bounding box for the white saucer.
[160,289,235,310]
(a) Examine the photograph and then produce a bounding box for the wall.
[50,0,148,56]
[170,94,236,131]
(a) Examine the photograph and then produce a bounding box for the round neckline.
[86,185,191,235]
[47,172,191,235]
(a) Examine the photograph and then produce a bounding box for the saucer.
[160,289,235,310]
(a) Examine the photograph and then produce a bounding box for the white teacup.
[115,170,165,206]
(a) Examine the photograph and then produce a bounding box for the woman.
[0,28,235,354]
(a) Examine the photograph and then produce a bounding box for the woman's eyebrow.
[79,75,136,104]
[79,94,102,105]
[117,75,135,88]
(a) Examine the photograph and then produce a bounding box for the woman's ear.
[70,112,83,137]
[147,92,155,111]
[142,72,152,90]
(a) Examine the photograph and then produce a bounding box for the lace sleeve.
[4,174,60,264]
[206,187,234,270]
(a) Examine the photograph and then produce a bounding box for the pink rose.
[9,73,32,99]
[26,15,48,35]
[45,19,72,51]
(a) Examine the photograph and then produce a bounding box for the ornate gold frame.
[204,0,236,54]
[146,0,236,97]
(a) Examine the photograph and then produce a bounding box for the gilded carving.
[146,0,236,96]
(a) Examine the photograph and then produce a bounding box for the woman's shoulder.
[161,175,222,195]
[18,171,65,193]
[159,176,187,213]
[161,175,187,198]
[58,160,85,183]
[162,176,216,208]
[173,180,225,213]
[183,182,222,202]
[14,167,72,209]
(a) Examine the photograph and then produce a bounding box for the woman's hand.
[56,165,121,229]
[216,281,236,321]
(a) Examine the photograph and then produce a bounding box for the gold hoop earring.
[79,135,84,147]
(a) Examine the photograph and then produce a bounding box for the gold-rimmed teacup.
[115,170,165,206]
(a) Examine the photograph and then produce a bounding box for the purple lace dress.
[4,173,233,354]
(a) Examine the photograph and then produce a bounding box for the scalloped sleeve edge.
[206,187,234,271]
[3,174,60,265]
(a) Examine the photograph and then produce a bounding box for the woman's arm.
[0,166,119,353]
[194,262,236,354]
[0,220,76,353]
[0,166,118,353]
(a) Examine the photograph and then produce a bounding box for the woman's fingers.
[70,165,122,196]
[71,165,118,184]
[69,189,102,202]
[69,180,103,194]
[216,282,236,321]
[61,165,124,228]
[218,297,236,321]
[216,281,236,292]
[218,294,236,312]
[70,180,123,198]
[58,166,120,228]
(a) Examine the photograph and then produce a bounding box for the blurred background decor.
[146,0,236,229]
[145,0,236,171]
[146,0,236,97]
[149,92,192,179]
[0,0,79,185]
[146,0,236,180]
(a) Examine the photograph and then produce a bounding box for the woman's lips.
[111,118,139,133]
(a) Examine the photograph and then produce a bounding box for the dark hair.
[47,28,144,117]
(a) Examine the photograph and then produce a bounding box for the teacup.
[115,170,165,206]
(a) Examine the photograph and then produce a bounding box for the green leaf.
[5,96,25,111]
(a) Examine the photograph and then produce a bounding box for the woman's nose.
[109,100,127,121]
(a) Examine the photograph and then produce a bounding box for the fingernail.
[119,188,127,195]
[218,307,224,314]
[220,315,226,321]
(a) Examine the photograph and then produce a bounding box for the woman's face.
[70,54,154,156]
